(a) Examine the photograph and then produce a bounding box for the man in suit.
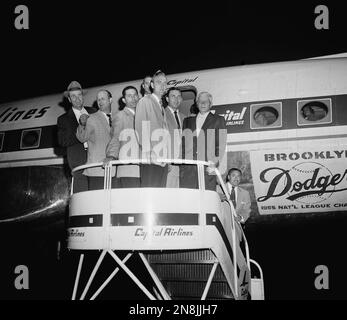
[76,89,114,190]
[180,91,227,191]
[225,168,251,223]
[164,87,186,188]
[135,70,170,187]
[57,81,97,193]
[104,86,140,188]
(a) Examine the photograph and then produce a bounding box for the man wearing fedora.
[57,81,97,193]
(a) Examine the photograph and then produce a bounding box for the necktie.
[174,110,181,129]
[80,111,88,149]
[107,114,112,127]
[230,186,236,209]
[159,100,164,117]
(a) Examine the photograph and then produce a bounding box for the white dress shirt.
[196,111,210,136]
[226,182,238,202]
[227,182,244,222]
[100,111,112,126]
[72,106,89,122]
[73,107,89,149]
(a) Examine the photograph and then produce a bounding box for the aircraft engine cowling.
[0,166,69,230]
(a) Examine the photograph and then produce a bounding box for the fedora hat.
[64,80,83,98]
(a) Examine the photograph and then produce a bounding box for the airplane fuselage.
[1,57,347,226]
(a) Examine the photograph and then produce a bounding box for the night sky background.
[0,1,347,301]
[0,1,346,103]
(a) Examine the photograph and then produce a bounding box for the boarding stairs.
[68,160,264,300]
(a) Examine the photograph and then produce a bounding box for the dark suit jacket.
[57,106,97,170]
[165,107,186,160]
[181,112,227,165]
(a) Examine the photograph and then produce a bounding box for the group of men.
[57,70,251,223]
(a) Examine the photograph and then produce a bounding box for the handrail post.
[70,176,74,196]
[104,163,112,250]
[197,163,205,191]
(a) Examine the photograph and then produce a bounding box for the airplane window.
[0,133,4,151]
[250,102,282,129]
[254,107,278,126]
[297,98,332,126]
[20,128,41,149]
[301,101,328,121]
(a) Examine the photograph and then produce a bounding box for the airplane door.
[175,86,197,116]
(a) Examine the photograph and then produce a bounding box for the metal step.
[147,249,217,264]
[164,280,233,299]
[146,250,234,300]
[151,263,228,282]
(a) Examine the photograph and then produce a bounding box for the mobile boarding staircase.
[68,160,264,300]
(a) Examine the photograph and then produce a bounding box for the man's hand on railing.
[206,161,216,175]
[102,156,116,168]
[148,151,166,167]
[219,193,243,223]
[236,214,245,224]
[219,193,228,202]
